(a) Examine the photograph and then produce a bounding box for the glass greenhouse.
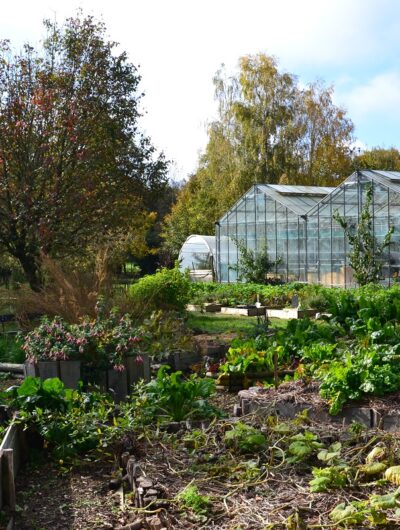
[215,170,400,286]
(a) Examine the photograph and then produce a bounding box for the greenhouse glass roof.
[306,170,400,217]
[255,184,335,215]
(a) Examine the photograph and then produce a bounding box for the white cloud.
[1,0,400,175]
[341,71,400,122]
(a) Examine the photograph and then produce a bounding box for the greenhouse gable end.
[215,170,400,286]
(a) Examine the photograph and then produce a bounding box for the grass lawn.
[186,311,289,334]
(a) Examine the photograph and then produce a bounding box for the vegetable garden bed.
[237,380,400,431]
[221,305,267,317]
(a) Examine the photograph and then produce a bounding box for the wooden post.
[2,449,15,510]
[23,362,38,378]
[273,352,279,390]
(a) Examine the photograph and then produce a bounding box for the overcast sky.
[1,0,400,179]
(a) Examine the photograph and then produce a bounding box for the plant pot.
[59,360,82,389]
[23,362,39,378]
[125,354,151,389]
[173,350,202,371]
[38,360,60,380]
[81,365,107,392]
[107,368,128,403]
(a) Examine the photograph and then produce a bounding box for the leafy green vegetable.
[132,366,221,422]
[287,431,324,463]
[310,465,349,492]
[224,422,266,453]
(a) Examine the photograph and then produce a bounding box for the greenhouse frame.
[215,170,400,287]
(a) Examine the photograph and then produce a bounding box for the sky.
[1,0,400,180]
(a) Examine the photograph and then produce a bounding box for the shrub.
[128,267,190,316]
[138,310,193,361]
[21,312,143,370]
[0,335,25,363]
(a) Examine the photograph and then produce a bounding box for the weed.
[224,422,266,453]
[176,484,211,516]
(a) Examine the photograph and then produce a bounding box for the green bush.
[129,267,191,315]
[0,335,24,363]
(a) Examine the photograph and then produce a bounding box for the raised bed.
[236,381,400,431]
[23,355,151,402]
[186,303,222,313]
[266,308,318,319]
[0,422,26,520]
[221,305,267,317]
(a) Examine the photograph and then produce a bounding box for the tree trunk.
[15,252,43,292]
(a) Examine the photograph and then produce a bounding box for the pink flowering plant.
[95,311,143,371]
[22,311,143,371]
[21,317,81,363]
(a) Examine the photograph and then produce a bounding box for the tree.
[0,14,167,290]
[355,147,400,171]
[162,54,354,256]
[334,184,393,286]
[229,238,281,284]
[296,82,353,185]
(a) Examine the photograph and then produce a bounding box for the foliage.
[0,335,25,363]
[224,422,266,453]
[21,311,142,370]
[318,344,400,414]
[132,366,220,422]
[0,13,167,290]
[310,465,349,492]
[355,147,400,171]
[219,338,290,375]
[21,316,81,363]
[229,238,281,284]
[3,376,73,413]
[385,467,400,486]
[329,488,400,527]
[137,310,193,361]
[287,431,324,463]
[1,377,131,459]
[129,267,191,316]
[162,53,353,251]
[324,284,400,326]
[187,281,309,308]
[176,484,211,516]
[334,184,393,286]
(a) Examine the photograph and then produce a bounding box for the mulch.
[8,381,400,529]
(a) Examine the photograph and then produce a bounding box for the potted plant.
[21,316,82,387]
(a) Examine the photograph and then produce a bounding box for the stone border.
[237,388,400,431]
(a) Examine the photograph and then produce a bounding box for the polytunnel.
[178,234,216,281]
